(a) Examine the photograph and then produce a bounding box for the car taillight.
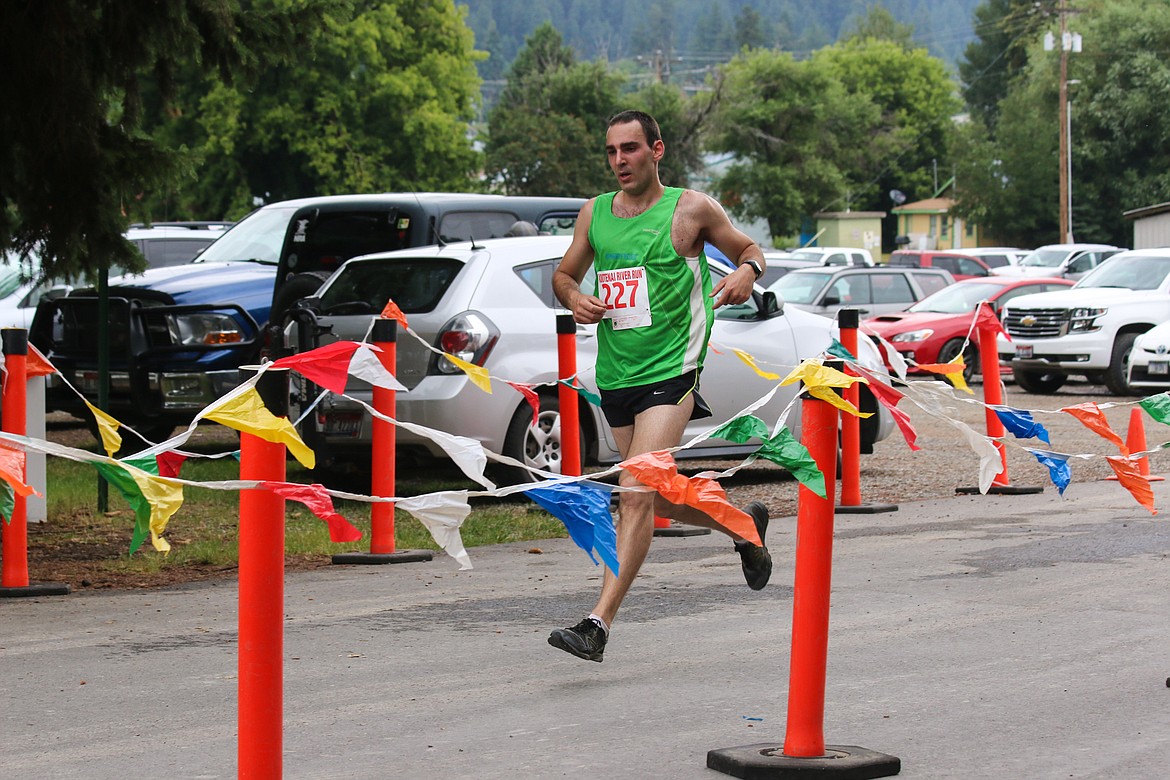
[433,311,499,375]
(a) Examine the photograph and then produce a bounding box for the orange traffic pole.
[556,313,581,477]
[708,392,899,777]
[958,303,1041,495]
[332,319,431,566]
[835,310,896,514]
[237,367,288,780]
[0,328,69,598]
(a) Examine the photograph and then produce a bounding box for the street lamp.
[1066,79,1081,243]
[1044,2,1083,244]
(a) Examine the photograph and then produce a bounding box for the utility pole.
[1048,0,1082,244]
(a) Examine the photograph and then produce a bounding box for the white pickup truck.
[1000,248,1170,395]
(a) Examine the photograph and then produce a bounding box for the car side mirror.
[822,294,841,307]
[762,290,783,315]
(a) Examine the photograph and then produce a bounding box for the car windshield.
[1075,254,1170,291]
[319,256,465,314]
[768,271,832,304]
[907,281,1003,314]
[193,206,298,265]
[1019,248,1070,268]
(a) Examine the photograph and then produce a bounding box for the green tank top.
[588,187,713,390]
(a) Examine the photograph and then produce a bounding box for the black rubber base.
[707,743,901,779]
[0,582,71,598]
[835,503,899,515]
[331,550,434,565]
[653,523,712,537]
[955,484,1043,495]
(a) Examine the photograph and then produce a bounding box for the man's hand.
[570,290,608,324]
[710,264,756,308]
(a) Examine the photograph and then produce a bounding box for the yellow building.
[891,197,979,250]
[813,210,885,252]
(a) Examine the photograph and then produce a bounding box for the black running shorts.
[598,370,712,428]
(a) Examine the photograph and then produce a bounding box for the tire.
[935,338,978,382]
[499,393,588,485]
[1013,368,1067,394]
[269,271,331,328]
[1104,332,1140,396]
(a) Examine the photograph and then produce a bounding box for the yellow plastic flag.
[84,400,123,456]
[945,354,972,394]
[732,348,780,380]
[445,353,492,394]
[779,360,872,417]
[126,468,185,553]
[204,388,315,468]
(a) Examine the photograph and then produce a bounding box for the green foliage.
[146,0,484,219]
[707,49,882,239]
[0,0,332,281]
[959,0,1054,132]
[844,4,916,48]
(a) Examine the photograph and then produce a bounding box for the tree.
[707,49,882,241]
[844,4,915,48]
[145,0,484,220]
[485,23,623,196]
[0,1,333,281]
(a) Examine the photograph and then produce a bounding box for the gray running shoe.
[735,501,772,590]
[548,617,607,662]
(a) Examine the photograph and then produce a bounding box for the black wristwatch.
[741,259,763,280]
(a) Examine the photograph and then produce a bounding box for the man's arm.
[553,200,608,325]
[688,192,765,308]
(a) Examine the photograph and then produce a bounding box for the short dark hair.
[607,110,661,147]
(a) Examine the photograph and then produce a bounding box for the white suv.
[995,243,1123,280]
[787,246,876,267]
[1001,248,1170,395]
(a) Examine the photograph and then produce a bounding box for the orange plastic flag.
[272,340,362,394]
[620,450,761,545]
[0,443,36,497]
[26,344,57,378]
[1060,402,1128,454]
[379,300,409,330]
[84,400,123,456]
[1106,455,1157,514]
[204,387,315,468]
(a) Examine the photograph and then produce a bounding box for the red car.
[863,276,1073,380]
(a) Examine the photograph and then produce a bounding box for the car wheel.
[1104,332,1140,396]
[499,393,587,485]
[1013,368,1067,394]
[935,338,978,382]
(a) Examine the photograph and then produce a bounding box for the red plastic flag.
[620,450,760,545]
[0,443,35,498]
[155,451,188,478]
[272,341,363,395]
[379,300,409,330]
[973,300,1009,340]
[1105,455,1157,514]
[261,481,363,542]
[505,381,541,427]
[847,365,919,451]
[1060,402,1127,454]
[26,344,57,378]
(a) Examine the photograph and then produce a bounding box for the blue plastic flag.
[524,481,619,574]
[995,407,1051,444]
[1027,449,1071,494]
[826,339,857,362]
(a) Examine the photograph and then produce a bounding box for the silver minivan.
[767,266,955,318]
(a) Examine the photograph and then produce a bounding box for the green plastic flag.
[711,414,771,444]
[93,462,153,554]
[826,339,857,362]
[0,482,13,524]
[756,428,827,498]
[122,454,161,476]
[559,379,601,407]
[1139,393,1170,425]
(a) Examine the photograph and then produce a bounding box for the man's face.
[605,121,663,195]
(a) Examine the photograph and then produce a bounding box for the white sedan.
[289,235,894,482]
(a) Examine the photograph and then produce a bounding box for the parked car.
[887,249,993,281]
[767,266,955,318]
[30,194,584,446]
[286,235,894,482]
[0,224,228,328]
[1129,319,1170,390]
[1002,248,1170,395]
[787,246,876,267]
[863,276,1073,380]
[704,244,816,287]
[962,246,1026,271]
[994,243,1124,280]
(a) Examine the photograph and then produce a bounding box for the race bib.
[598,266,651,330]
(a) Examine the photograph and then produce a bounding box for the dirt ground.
[14,377,1165,591]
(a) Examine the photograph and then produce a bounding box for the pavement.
[4,476,1170,779]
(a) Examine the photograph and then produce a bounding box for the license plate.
[1015,345,1033,359]
[1150,361,1169,376]
[323,412,363,437]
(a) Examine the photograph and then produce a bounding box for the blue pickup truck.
[30,193,583,447]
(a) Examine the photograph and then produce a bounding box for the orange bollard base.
[835,501,899,515]
[652,515,711,537]
[0,582,71,598]
[332,550,434,565]
[707,742,900,779]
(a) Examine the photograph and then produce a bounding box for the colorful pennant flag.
[203,387,315,468]
[710,414,771,444]
[825,339,857,362]
[506,381,541,427]
[272,340,363,395]
[732,348,780,380]
[348,344,408,391]
[1060,402,1127,454]
[973,301,1009,340]
[261,481,363,542]
[1027,448,1071,494]
[524,481,619,573]
[755,427,827,498]
[1139,393,1170,425]
[379,301,409,330]
[0,443,36,498]
[445,353,492,394]
[0,482,13,524]
[26,344,57,378]
[559,379,601,406]
[84,400,123,456]
[1106,455,1157,514]
[396,491,473,569]
[847,365,920,451]
[780,360,871,417]
[994,407,1051,444]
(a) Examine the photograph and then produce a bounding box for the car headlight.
[1069,307,1106,333]
[167,312,244,345]
[890,329,934,343]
